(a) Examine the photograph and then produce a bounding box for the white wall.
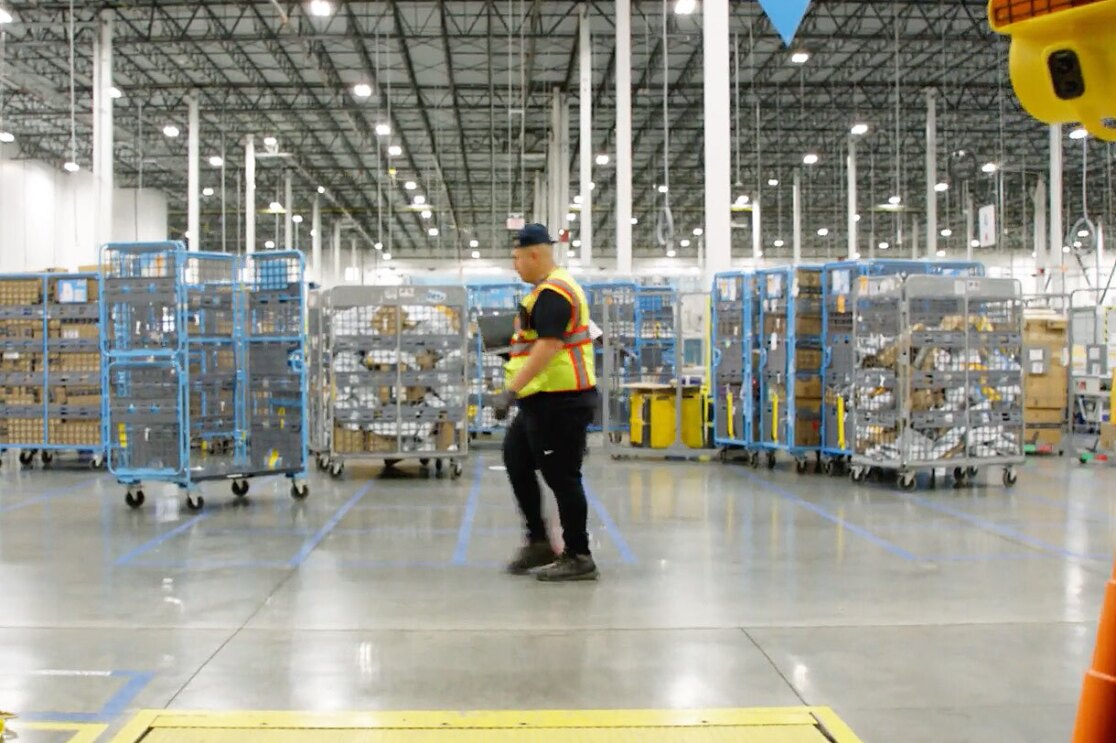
[0,152,168,272]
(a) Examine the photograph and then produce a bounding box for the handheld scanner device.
[989,0,1116,141]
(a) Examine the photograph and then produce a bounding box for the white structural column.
[792,171,802,264]
[1034,177,1048,285]
[615,0,633,274]
[548,89,561,240]
[284,171,293,252]
[245,135,256,253]
[558,93,571,257]
[925,89,938,258]
[702,0,732,281]
[92,14,113,253]
[187,93,200,251]
[847,139,858,258]
[332,221,342,285]
[965,185,975,261]
[1049,124,1063,289]
[752,197,763,263]
[311,194,322,283]
[350,237,358,282]
[578,4,593,266]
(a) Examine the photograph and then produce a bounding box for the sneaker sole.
[537,570,600,582]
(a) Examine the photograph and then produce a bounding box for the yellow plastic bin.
[628,383,706,449]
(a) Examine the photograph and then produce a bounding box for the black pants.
[502,401,594,556]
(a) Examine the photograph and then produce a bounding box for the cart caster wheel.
[18,450,34,467]
[823,458,836,476]
[384,459,401,469]
[40,451,53,467]
[90,456,105,471]
[967,466,979,478]
[316,454,328,471]
[231,479,249,497]
[795,458,809,475]
[766,453,777,470]
[329,461,344,479]
[186,494,204,511]
[850,467,868,484]
[125,490,145,509]
[749,451,760,468]
[1002,468,1017,488]
[450,461,463,479]
[291,482,310,500]
[898,472,917,491]
[719,449,728,464]
[1079,455,1089,464]
[609,432,623,444]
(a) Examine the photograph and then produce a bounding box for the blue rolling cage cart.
[755,265,824,472]
[465,282,527,439]
[711,271,761,463]
[100,242,309,511]
[0,272,105,469]
[585,281,639,441]
[819,259,986,475]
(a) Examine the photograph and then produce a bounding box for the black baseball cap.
[513,223,555,248]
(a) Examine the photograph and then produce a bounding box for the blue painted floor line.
[738,470,921,562]
[0,476,101,514]
[288,482,374,568]
[586,485,637,564]
[113,513,213,566]
[451,458,485,565]
[16,669,153,723]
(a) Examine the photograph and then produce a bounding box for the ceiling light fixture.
[1078,229,1090,238]
[413,194,426,205]
[308,0,333,17]
[573,195,583,205]
[0,131,14,144]
[803,153,819,165]
[935,181,950,192]
[680,239,691,247]
[568,212,577,222]
[109,87,122,100]
[888,195,902,206]
[353,83,373,99]
[768,178,780,187]
[981,162,998,174]
[263,136,278,147]
[208,155,224,167]
[471,250,480,259]
[657,184,669,194]
[790,50,811,65]
[817,228,829,237]
[693,227,703,236]
[0,8,12,24]
[63,161,80,173]
[469,239,479,248]
[387,145,402,157]
[735,194,750,206]
[940,228,953,237]
[630,217,639,225]
[773,239,785,248]
[936,249,946,257]
[421,209,433,219]
[317,186,326,194]
[1070,127,1089,141]
[1063,246,1072,254]
[264,240,276,249]
[202,187,214,197]
[162,125,180,138]
[428,227,439,237]
[879,241,890,250]
[382,253,392,262]
[292,215,303,224]
[375,123,391,136]
[970,239,981,248]
[595,153,610,166]
[269,201,284,212]
[404,181,417,191]
[673,0,696,15]
[850,122,869,136]
[374,242,383,251]
[573,239,582,248]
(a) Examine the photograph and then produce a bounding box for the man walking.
[494,224,600,582]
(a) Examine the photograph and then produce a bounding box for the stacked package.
[331,301,466,457]
[761,268,823,448]
[854,276,1023,465]
[0,274,102,449]
[1022,312,1068,450]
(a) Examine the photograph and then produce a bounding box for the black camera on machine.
[1048,49,1086,101]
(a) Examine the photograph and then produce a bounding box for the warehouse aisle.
[0,451,1111,743]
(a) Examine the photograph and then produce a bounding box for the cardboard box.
[0,353,33,372]
[793,415,821,447]
[1100,423,1116,451]
[794,377,823,400]
[59,353,101,372]
[0,280,42,306]
[1,417,44,444]
[795,269,822,291]
[60,323,100,341]
[1024,408,1064,426]
[796,349,823,371]
[435,421,457,451]
[365,432,397,453]
[910,389,945,412]
[333,425,364,453]
[795,314,823,336]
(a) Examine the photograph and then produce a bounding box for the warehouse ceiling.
[0,0,1111,261]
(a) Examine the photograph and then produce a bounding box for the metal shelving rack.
[0,272,105,469]
[820,259,986,474]
[465,282,526,438]
[586,281,638,441]
[307,287,330,464]
[325,284,469,479]
[849,274,1023,490]
[101,242,309,510]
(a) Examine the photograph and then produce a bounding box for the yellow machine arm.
[989,0,1116,141]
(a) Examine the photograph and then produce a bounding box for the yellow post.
[772,394,779,443]
[726,392,735,440]
[837,395,846,450]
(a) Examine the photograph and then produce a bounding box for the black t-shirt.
[518,287,599,411]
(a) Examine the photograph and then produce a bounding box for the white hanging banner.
[979,204,997,247]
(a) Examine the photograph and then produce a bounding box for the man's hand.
[493,389,517,421]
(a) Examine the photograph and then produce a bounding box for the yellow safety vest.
[505,268,597,398]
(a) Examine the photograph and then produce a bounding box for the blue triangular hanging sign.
[757,0,811,46]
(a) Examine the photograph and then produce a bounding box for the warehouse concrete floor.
[0,448,1112,743]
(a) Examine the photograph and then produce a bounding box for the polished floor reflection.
[0,449,1111,743]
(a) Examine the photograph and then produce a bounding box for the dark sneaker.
[536,553,599,582]
[506,541,559,575]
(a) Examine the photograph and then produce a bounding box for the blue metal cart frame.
[755,266,825,471]
[819,259,986,474]
[711,271,760,463]
[585,281,639,440]
[0,272,105,469]
[465,282,527,438]
[100,242,309,510]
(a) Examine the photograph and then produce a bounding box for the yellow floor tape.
[109,709,863,743]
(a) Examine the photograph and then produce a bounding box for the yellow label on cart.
[267,449,280,469]
[726,393,735,439]
[278,407,286,429]
[772,395,779,443]
[117,423,127,447]
[837,395,846,450]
